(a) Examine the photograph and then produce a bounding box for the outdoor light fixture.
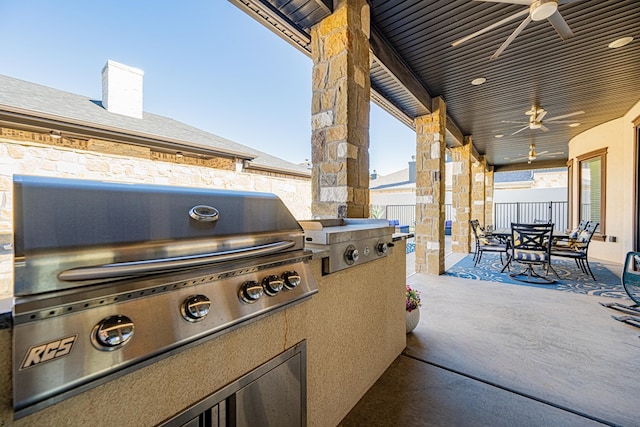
[175,151,184,158]
[50,130,62,139]
[528,143,537,162]
[495,134,504,138]
[608,36,634,48]
[471,77,486,86]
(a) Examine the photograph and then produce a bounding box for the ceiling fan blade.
[546,111,585,121]
[501,120,528,124]
[452,9,529,47]
[474,0,532,4]
[511,125,529,135]
[535,110,548,121]
[536,150,550,155]
[545,120,577,124]
[540,124,550,132]
[547,10,574,40]
[490,15,532,59]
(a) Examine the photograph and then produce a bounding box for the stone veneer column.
[484,166,495,228]
[471,156,486,226]
[414,97,446,274]
[310,0,371,218]
[450,140,472,253]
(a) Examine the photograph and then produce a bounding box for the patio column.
[414,97,446,274]
[309,0,371,218]
[485,166,495,228]
[471,156,486,226]
[450,139,472,253]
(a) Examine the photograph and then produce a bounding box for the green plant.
[406,285,421,312]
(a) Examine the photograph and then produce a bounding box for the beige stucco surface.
[0,245,406,426]
[568,99,640,263]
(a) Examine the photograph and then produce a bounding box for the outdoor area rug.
[445,253,626,299]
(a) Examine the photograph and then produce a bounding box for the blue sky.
[0,1,415,175]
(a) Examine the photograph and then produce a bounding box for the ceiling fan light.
[608,37,634,48]
[530,121,542,129]
[530,0,558,22]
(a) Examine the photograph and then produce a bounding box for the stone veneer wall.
[0,129,311,299]
[310,0,371,218]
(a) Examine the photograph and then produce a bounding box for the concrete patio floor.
[341,251,640,426]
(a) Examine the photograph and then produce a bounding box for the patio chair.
[550,222,599,280]
[508,222,557,284]
[470,219,509,268]
[552,220,590,249]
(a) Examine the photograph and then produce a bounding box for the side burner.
[299,219,395,274]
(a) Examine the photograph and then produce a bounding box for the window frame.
[577,148,607,239]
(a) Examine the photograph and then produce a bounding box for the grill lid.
[13,175,304,295]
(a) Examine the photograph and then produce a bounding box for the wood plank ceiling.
[232,0,640,171]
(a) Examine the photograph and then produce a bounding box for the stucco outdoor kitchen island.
[0,239,407,426]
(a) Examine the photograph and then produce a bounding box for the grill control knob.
[240,280,263,303]
[92,315,134,350]
[181,294,211,322]
[282,271,302,290]
[262,275,284,296]
[376,241,389,256]
[344,245,359,265]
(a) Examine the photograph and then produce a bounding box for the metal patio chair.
[550,222,599,280]
[470,219,509,268]
[508,222,558,284]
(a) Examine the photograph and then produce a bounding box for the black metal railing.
[493,201,568,231]
[371,201,568,232]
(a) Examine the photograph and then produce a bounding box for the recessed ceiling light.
[50,130,62,139]
[471,77,486,86]
[495,134,504,138]
[608,37,634,48]
[569,123,581,127]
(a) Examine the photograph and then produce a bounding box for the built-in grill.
[299,219,395,274]
[11,175,318,419]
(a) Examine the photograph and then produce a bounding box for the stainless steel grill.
[11,175,318,419]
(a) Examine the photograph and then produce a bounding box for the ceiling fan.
[503,105,585,135]
[505,143,564,163]
[452,0,579,59]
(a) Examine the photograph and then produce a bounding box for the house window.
[577,148,607,236]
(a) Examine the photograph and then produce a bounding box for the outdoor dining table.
[489,228,569,240]
[486,227,570,282]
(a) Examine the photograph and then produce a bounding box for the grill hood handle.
[58,240,296,282]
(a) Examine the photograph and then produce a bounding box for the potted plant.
[405,284,421,333]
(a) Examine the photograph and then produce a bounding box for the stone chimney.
[101,60,144,119]
[408,155,416,183]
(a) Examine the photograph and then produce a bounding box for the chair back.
[469,219,481,238]
[511,222,555,261]
[573,221,598,249]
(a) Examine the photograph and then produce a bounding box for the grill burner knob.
[376,241,389,256]
[240,280,263,303]
[344,245,359,265]
[262,275,284,296]
[282,271,301,290]
[92,315,134,350]
[181,295,211,322]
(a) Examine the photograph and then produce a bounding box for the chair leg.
[582,258,596,281]
[475,250,483,266]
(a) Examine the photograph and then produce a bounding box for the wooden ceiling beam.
[369,25,464,147]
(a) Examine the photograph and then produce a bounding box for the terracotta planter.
[406,307,420,333]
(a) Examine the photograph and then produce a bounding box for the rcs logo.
[20,335,78,370]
